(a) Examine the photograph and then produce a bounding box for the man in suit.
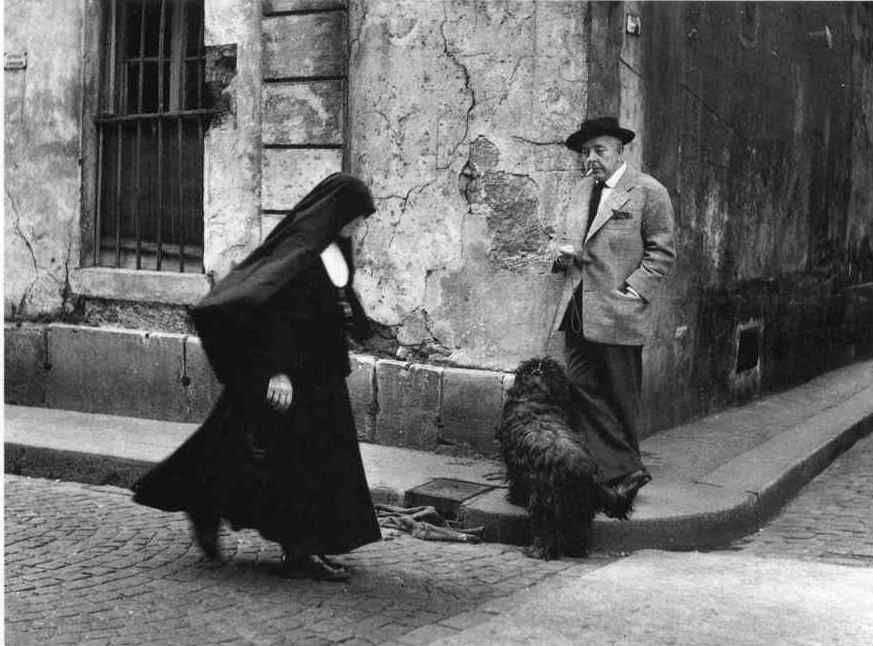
[551,117,675,512]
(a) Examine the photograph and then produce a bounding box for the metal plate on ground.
[405,478,495,519]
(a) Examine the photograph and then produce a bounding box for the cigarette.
[583,168,594,177]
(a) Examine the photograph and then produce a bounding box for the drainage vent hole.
[736,327,760,373]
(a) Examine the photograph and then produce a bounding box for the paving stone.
[262,148,344,211]
[263,81,344,146]
[436,610,494,631]
[182,336,223,422]
[348,354,377,441]
[439,367,505,456]
[45,325,187,421]
[4,322,47,405]
[373,360,443,450]
[263,13,346,78]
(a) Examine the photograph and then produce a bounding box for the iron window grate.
[94,0,210,273]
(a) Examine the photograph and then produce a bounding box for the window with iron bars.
[94,0,210,272]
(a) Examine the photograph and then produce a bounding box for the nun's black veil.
[192,173,375,385]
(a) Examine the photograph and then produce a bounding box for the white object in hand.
[321,242,349,287]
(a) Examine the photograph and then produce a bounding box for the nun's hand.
[267,373,294,412]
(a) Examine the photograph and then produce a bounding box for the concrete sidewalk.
[5,359,873,552]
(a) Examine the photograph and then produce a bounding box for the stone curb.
[4,443,154,490]
[5,389,871,552]
[1,441,471,522]
[588,387,873,551]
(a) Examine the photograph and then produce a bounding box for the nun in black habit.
[132,173,381,581]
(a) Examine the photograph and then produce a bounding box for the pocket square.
[611,209,633,220]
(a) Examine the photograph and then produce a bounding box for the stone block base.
[4,323,511,455]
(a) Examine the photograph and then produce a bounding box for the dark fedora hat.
[565,116,635,151]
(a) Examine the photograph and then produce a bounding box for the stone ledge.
[4,323,511,454]
[45,324,189,421]
[4,323,48,406]
[70,268,212,306]
[263,0,347,15]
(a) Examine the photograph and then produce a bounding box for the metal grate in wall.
[94,0,209,272]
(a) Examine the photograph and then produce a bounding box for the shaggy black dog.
[497,357,623,559]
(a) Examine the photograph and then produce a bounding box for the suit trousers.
[565,332,646,483]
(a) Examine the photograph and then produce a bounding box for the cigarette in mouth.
[583,168,594,177]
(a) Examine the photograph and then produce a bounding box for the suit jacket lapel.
[584,165,638,244]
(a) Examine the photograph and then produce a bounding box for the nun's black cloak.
[132,173,381,556]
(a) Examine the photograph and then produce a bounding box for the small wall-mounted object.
[626,13,641,36]
[4,52,27,71]
[808,25,833,49]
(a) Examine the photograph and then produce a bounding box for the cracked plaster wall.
[348,0,592,371]
[4,0,83,319]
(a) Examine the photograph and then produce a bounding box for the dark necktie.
[566,180,605,335]
[587,180,605,229]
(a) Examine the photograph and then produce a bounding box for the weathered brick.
[373,360,442,450]
[440,367,505,455]
[182,336,223,422]
[262,148,344,210]
[262,81,344,145]
[263,13,346,78]
[45,324,187,421]
[347,353,376,440]
[4,323,47,405]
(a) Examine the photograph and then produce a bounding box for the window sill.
[70,267,212,305]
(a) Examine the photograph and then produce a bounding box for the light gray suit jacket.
[550,164,676,346]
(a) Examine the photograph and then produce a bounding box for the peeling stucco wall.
[4,0,83,319]
[348,0,592,371]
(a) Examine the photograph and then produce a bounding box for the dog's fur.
[497,357,609,560]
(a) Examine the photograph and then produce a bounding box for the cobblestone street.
[731,433,873,567]
[4,475,608,646]
[6,433,872,645]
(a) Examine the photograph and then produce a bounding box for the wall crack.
[6,186,39,272]
[511,136,565,147]
[439,2,477,168]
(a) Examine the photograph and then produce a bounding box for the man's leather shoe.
[614,470,652,500]
[598,484,632,520]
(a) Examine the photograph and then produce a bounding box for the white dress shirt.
[599,161,627,205]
